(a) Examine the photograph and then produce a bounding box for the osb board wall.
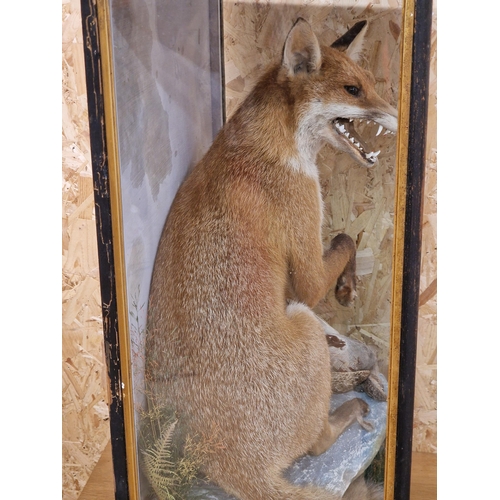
[62,0,110,498]
[223,0,436,453]
[412,4,437,453]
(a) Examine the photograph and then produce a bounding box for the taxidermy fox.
[146,18,397,500]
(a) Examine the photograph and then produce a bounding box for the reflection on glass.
[108,1,223,496]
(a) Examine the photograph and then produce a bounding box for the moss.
[364,441,385,485]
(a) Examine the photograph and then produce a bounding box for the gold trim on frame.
[96,0,140,497]
[384,1,415,499]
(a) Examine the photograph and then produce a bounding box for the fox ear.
[282,18,322,76]
[331,20,368,63]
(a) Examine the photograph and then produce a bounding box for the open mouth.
[332,118,395,165]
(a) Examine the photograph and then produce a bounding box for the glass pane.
[109,0,402,498]
[107,0,223,497]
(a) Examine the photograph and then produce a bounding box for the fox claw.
[335,274,357,307]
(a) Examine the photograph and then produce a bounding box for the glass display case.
[80,0,432,498]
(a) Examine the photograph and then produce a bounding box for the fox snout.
[330,112,396,167]
[318,74,398,168]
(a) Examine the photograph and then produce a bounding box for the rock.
[321,318,387,402]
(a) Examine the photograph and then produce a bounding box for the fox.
[145,18,397,500]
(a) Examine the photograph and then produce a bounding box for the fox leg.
[329,233,357,307]
[308,398,373,456]
[289,231,358,308]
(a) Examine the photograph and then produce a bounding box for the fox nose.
[384,110,398,133]
[374,98,398,132]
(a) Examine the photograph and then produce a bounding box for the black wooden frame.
[80,0,130,497]
[394,0,433,497]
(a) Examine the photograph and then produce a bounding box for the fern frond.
[141,420,180,500]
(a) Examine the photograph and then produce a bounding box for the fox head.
[280,18,398,168]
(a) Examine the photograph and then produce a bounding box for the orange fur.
[146,19,396,500]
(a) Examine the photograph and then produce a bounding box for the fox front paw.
[335,273,357,307]
[330,233,357,307]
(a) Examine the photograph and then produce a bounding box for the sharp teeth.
[376,124,383,137]
[355,142,361,147]
[349,118,353,122]
[365,150,381,161]
[384,130,390,135]
[350,137,355,143]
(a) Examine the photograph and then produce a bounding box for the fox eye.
[344,85,360,96]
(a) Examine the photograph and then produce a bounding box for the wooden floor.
[80,443,436,499]
[409,452,437,500]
